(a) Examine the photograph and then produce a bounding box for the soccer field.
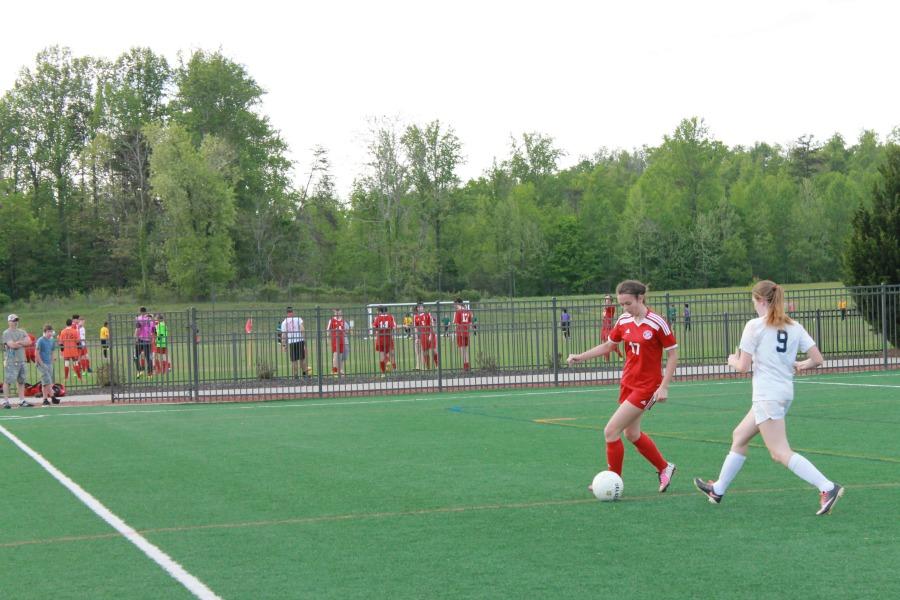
[2,372,898,599]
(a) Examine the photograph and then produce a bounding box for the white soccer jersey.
[739,317,815,403]
[280,316,304,343]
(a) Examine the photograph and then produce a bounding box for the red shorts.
[375,337,394,353]
[154,347,167,355]
[331,339,345,353]
[420,334,434,350]
[618,384,658,411]
[456,334,470,348]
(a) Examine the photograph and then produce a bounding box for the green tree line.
[1,46,897,303]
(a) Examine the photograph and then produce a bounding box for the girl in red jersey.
[568,280,678,493]
[327,308,347,375]
[600,295,624,361]
[372,306,396,376]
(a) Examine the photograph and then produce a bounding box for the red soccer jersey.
[373,314,396,337]
[607,310,677,392]
[453,308,473,333]
[327,317,346,350]
[414,312,434,335]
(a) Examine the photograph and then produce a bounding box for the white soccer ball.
[591,470,623,502]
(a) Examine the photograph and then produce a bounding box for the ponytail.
[751,280,794,328]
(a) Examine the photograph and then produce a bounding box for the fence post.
[551,297,559,386]
[109,311,117,403]
[665,292,671,325]
[724,312,730,358]
[882,283,889,369]
[189,307,200,403]
[815,309,822,354]
[231,333,239,382]
[316,306,324,397]
[436,301,443,392]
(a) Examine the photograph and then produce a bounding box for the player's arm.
[567,340,616,366]
[652,346,679,402]
[728,347,752,373]
[794,345,823,372]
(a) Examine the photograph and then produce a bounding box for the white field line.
[0,424,222,600]
[796,381,900,389]
[4,373,899,422]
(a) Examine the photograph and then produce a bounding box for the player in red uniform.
[372,306,396,375]
[453,298,473,371]
[568,280,678,493]
[601,295,624,360]
[414,302,439,369]
[327,308,347,375]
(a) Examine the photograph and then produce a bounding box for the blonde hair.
[752,280,794,328]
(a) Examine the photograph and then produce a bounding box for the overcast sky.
[2,0,898,197]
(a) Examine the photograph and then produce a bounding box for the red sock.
[632,433,668,472]
[380,361,385,373]
[464,362,469,370]
[332,367,338,373]
[85,358,91,370]
[433,353,439,365]
[606,439,625,475]
[74,365,83,380]
[424,355,430,368]
[64,366,70,380]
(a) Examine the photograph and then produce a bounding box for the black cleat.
[694,478,724,504]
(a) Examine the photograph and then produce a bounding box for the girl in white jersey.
[694,280,843,515]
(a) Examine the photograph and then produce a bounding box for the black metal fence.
[95,284,900,404]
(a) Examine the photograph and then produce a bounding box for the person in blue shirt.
[35,324,57,406]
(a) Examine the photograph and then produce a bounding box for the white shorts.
[752,397,793,424]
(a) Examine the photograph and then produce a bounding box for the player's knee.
[603,424,621,442]
[769,448,791,465]
[623,429,641,443]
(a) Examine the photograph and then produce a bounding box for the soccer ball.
[591,471,623,502]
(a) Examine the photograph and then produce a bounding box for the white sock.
[787,453,834,493]
[713,451,746,496]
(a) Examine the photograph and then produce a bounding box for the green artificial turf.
[1,371,898,599]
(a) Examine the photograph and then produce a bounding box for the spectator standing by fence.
[327,308,347,376]
[561,309,571,341]
[154,314,170,375]
[134,307,154,378]
[3,314,33,408]
[372,306,396,376]
[414,302,439,369]
[35,324,56,406]
[683,303,692,331]
[59,319,82,381]
[100,321,110,359]
[454,298,474,371]
[280,307,307,379]
[601,295,624,360]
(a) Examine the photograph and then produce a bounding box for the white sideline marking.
[0,424,222,600]
[797,381,900,389]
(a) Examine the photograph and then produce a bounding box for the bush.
[476,351,498,372]
[0,292,10,309]
[95,363,114,387]
[257,361,276,379]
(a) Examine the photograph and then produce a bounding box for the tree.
[172,50,293,285]
[146,123,237,298]
[844,145,900,346]
[402,120,463,292]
